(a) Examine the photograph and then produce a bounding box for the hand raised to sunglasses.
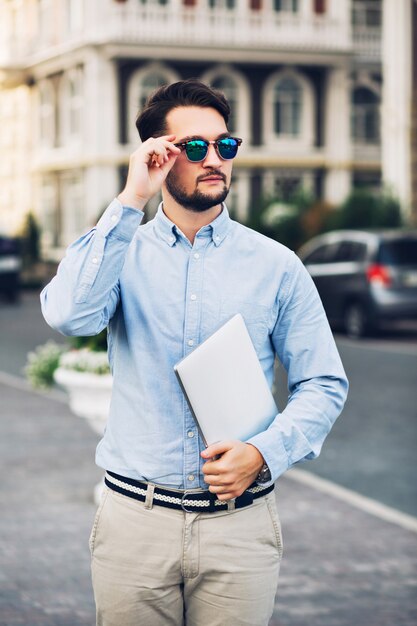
[117,135,181,211]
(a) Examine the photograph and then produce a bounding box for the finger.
[201,440,235,460]
[203,474,232,486]
[212,491,236,501]
[157,151,180,176]
[161,140,181,154]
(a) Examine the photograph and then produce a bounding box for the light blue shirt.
[41,198,348,489]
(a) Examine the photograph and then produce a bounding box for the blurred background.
[0,1,416,625]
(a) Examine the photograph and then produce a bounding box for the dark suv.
[298,230,417,337]
[0,235,21,303]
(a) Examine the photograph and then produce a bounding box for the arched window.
[128,65,180,143]
[201,66,251,141]
[139,73,168,112]
[351,87,380,144]
[273,77,302,136]
[38,80,55,147]
[263,70,314,148]
[210,75,238,134]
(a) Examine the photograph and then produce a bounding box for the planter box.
[54,367,113,435]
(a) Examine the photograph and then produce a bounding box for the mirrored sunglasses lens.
[185,140,208,162]
[218,138,239,159]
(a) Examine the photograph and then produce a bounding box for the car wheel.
[344,303,370,338]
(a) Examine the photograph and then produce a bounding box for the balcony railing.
[0,4,354,70]
[95,5,351,53]
[352,26,381,61]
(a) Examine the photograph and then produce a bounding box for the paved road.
[1,379,417,626]
[1,291,417,625]
[274,331,417,517]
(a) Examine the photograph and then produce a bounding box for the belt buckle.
[181,490,197,513]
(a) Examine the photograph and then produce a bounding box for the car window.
[335,241,367,262]
[377,239,417,266]
[303,242,340,264]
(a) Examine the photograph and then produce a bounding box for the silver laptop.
[174,314,278,447]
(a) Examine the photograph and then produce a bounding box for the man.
[41,79,348,626]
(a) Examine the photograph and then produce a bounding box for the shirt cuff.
[96,198,144,241]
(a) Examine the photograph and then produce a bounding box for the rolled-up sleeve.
[247,252,349,483]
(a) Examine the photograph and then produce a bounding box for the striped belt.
[105,470,274,513]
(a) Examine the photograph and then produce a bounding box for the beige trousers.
[90,486,283,626]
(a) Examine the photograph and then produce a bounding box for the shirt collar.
[154,202,231,247]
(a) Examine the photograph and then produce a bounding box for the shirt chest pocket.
[219,299,270,355]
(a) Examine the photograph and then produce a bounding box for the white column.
[381,0,412,216]
[323,66,352,204]
[82,49,119,224]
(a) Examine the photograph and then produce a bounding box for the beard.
[165,170,230,213]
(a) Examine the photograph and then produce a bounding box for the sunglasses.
[174,137,242,163]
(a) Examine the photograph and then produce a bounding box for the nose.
[202,143,222,168]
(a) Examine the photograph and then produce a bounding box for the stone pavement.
[1,378,417,626]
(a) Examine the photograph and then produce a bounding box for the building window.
[208,0,235,8]
[250,0,262,9]
[202,66,251,142]
[39,81,55,147]
[138,73,169,112]
[128,65,180,143]
[61,173,85,245]
[40,177,59,248]
[273,77,302,137]
[313,0,326,15]
[273,0,299,13]
[351,87,380,144]
[210,75,238,133]
[352,0,382,28]
[139,0,169,5]
[59,69,84,144]
[68,72,83,137]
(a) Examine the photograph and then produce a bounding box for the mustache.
[197,171,227,183]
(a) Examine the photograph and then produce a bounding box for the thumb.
[201,440,234,459]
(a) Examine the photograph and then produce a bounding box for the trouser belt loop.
[144,483,155,510]
[227,498,236,512]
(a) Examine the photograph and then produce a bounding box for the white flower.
[59,349,110,375]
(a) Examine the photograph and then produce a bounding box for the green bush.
[324,188,403,231]
[69,328,108,352]
[245,187,405,250]
[19,212,41,267]
[25,341,67,389]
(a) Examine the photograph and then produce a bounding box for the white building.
[0,0,411,259]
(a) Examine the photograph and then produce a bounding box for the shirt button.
[110,214,117,222]
[190,294,197,301]
[194,253,200,259]
[187,430,195,438]
[215,235,220,241]
[92,257,98,264]
[188,339,194,347]
[188,474,195,482]
[169,236,175,242]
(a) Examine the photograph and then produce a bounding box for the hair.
[135,78,231,142]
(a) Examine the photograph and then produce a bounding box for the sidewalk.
[0,377,416,626]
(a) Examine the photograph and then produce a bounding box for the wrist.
[117,191,147,212]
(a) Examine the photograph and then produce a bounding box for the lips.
[200,177,223,182]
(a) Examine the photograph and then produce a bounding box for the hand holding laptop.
[201,440,265,501]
